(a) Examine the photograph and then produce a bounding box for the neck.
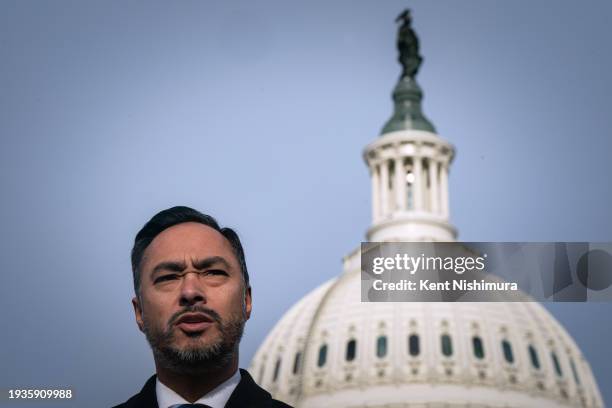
[155,354,239,403]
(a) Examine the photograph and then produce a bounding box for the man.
[114,206,291,408]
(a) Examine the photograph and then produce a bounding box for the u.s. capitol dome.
[249,10,604,408]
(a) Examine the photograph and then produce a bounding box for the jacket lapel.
[127,374,159,408]
[225,369,272,408]
[123,370,272,408]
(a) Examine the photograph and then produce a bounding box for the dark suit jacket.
[112,369,292,408]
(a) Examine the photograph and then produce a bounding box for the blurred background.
[1,1,611,406]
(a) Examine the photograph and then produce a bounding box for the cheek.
[141,296,173,325]
[221,286,248,314]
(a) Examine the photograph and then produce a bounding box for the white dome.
[249,248,604,408]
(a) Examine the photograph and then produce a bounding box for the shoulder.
[111,375,158,408]
[268,400,293,408]
[226,369,293,408]
[111,370,292,408]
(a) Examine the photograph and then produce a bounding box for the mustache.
[167,306,222,328]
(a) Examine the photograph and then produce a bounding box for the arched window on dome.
[570,358,581,385]
[258,363,265,383]
[376,336,387,358]
[528,345,540,370]
[441,334,452,357]
[346,339,357,362]
[472,336,485,359]
[502,340,514,364]
[293,351,302,375]
[551,351,563,377]
[273,358,281,382]
[408,334,420,356]
[317,344,327,368]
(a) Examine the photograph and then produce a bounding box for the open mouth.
[174,313,214,334]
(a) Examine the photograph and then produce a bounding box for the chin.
[178,329,220,345]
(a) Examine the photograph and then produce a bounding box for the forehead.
[142,222,237,269]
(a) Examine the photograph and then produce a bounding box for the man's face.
[132,222,252,374]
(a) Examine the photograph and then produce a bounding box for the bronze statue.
[380,9,436,134]
[395,9,422,78]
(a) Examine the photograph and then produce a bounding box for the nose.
[179,271,206,306]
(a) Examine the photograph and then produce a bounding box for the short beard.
[142,303,246,376]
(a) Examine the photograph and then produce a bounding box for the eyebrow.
[151,256,232,278]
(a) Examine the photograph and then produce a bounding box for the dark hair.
[131,206,249,296]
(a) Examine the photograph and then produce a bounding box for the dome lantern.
[364,9,457,242]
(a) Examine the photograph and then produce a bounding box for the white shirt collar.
[155,369,241,408]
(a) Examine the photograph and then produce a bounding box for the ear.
[244,286,252,320]
[132,295,145,333]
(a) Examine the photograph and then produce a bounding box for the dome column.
[371,164,381,222]
[440,162,449,218]
[394,155,406,212]
[380,159,390,217]
[429,159,440,214]
[413,154,423,212]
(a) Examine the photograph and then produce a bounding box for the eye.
[154,274,179,284]
[206,269,228,276]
